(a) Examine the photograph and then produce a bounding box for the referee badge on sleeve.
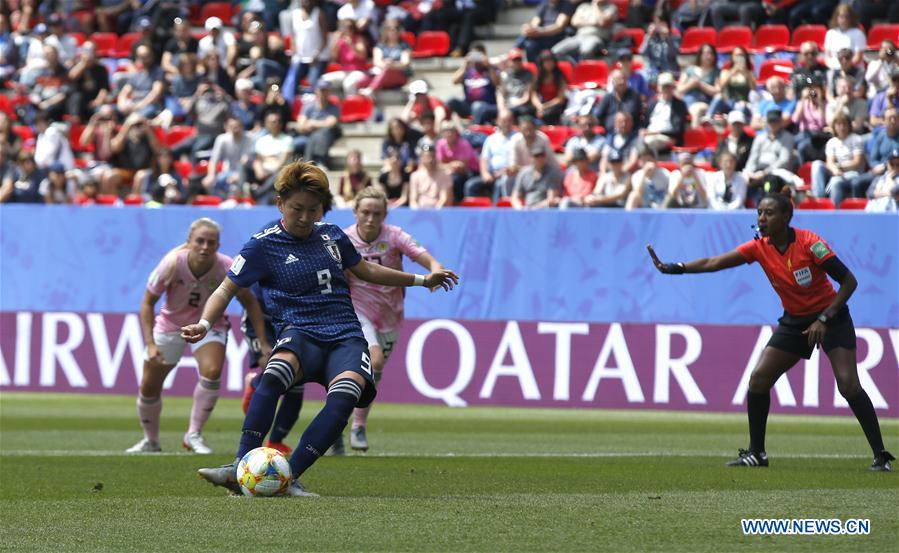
[793,267,812,288]
[810,241,830,259]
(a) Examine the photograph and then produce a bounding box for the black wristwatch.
[817,313,829,325]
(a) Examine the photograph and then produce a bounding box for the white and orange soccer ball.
[236,447,292,497]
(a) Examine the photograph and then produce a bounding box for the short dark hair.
[760,192,793,221]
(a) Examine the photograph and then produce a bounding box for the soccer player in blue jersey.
[185,160,459,496]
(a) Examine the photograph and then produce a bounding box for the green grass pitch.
[1,393,896,552]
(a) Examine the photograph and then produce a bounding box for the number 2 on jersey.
[317,269,332,294]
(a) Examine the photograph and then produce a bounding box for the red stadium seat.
[459,196,492,207]
[522,61,537,76]
[797,162,813,189]
[542,126,575,153]
[798,197,835,210]
[69,123,93,153]
[839,198,868,210]
[757,59,794,83]
[165,126,196,147]
[789,25,826,52]
[401,31,416,49]
[123,194,144,206]
[467,124,496,136]
[867,24,899,50]
[612,28,645,54]
[11,125,34,142]
[115,33,141,59]
[716,26,752,54]
[680,27,717,55]
[570,60,609,88]
[173,161,193,179]
[0,95,13,118]
[90,32,118,57]
[657,161,679,171]
[413,31,451,58]
[557,60,575,84]
[495,197,514,207]
[340,95,374,123]
[199,3,233,26]
[292,97,303,120]
[192,195,223,206]
[752,25,790,54]
[610,0,629,19]
[672,128,718,153]
[95,194,118,205]
[69,32,87,47]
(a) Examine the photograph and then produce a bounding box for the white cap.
[408,80,429,95]
[205,17,223,31]
[727,110,746,125]
[657,72,675,87]
[235,78,254,91]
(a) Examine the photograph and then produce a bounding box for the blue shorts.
[241,315,277,369]
[272,327,376,408]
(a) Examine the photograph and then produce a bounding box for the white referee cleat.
[125,438,161,453]
[182,432,213,455]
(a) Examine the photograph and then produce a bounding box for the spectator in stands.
[626,147,671,209]
[230,19,288,91]
[0,144,14,193]
[827,77,868,135]
[614,49,651,101]
[677,44,721,129]
[714,111,753,171]
[79,105,118,188]
[827,48,863,101]
[294,79,342,169]
[415,113,440,149]
[510,115,557,172]
[198,17,236,67]
[589,149,632,207]
[442,0,494,58]
[866,149,899,212]
[204,115,253,198]
[865,40,898,100]
[230,78,260,131]
[862,107,899,188]
[599,111,641,176]
[751,76,795,130]
[664,153,709,208]
[29,44,69,122]
[0,150,43,204]
[117,45,166,119]
[337,0,377,40]
[497,49,537,120]
[409,143,452,209]
[436,121,479,203]
[0,12,19,81]
[464,109,516,199]
[594,70,643,131]
[447,44,500,124]
[869,70,899,129]
[707,47,754,119]
[33,111,74,171]
[787,0,839,28]
[563,113,604,169]
[812,113,866,208]
[259,80,293,129]
[251,111,294,203]
[43,13,78,66]
[360,20,412,95]
[0,114,21,159]
[402,80,449,131]
[383,117,419,173]
[823,5,865,71]
[791,42,828,99]
[284,0,330,101]
[128,16,160,62]
[516,0,574,63]
[108,112,158,195]
[552,0,618,61]
[707,151,747,210]
[511,143,563,209]
[708,0,766,30]
[558,148,598,208]
[161,17,199,78]
[338,149,372,206]
[855,1,899,32]
[673,0,713,31]
[199,49,234,96]
[642,72,688,154]
[744,109,795,204]
[639,14,679,81]
[792,80,829,164]
[173,80,231,163]
[531,50,568,125]
[66,42,110,124]
[321,17,371,95]
[134,147,183,200]
[159,54,201,127]
[378,147,410,208]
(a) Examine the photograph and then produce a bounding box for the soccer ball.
[236,447,292,497]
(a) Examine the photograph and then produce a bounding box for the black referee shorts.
[767,306,856,360]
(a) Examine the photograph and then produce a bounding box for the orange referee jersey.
[737,228,837,316]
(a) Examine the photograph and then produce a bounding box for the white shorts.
[145,328,228,365]
[357,314,399,360]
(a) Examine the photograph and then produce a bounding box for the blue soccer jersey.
[228,219,364,342]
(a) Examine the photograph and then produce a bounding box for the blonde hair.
[156,218,221,286]
[274,159,334,213]
[354,186,388,211]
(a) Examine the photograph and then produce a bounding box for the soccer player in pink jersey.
[343,187,448,451]
[126,218,271,454]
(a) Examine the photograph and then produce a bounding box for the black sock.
[288,378,360,478]
[747,391,770,454]
[269,384,304,443]
[237,359,292,459]
[846,390,885,455]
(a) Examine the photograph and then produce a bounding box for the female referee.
[647,193,894,471]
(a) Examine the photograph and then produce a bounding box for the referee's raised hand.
[647,244,686,275]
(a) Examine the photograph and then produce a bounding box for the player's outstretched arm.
[647,244,747,275]
[181,277,240,342]
[235,287,272,360]
[414,251,446,291]
[349,259,460,291]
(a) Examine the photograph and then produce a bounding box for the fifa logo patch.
[793,267,812,288]
[810,241,830,259]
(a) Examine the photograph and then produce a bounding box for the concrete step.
[475,23,522,39]
[496,6,535,26]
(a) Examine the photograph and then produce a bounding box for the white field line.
[0,450,869,459]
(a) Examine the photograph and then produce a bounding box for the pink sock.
[137,395,162,442]
[188,377,221,434]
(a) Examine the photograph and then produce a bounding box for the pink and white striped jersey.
[344,223,427,332]
[147,249,233,333]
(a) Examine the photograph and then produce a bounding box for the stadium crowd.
[0,0,897,211]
